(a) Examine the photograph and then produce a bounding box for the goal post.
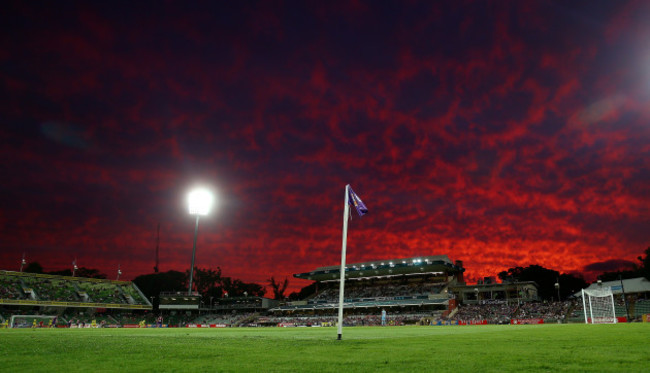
[582,287,617,324]
[9,315,58,328]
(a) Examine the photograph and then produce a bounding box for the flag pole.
[337,184,350,340]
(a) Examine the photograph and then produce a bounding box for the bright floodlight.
[188,188,214,216]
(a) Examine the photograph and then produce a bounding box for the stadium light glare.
[188,188,214,216]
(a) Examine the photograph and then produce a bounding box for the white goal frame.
[582,287,617,324]
[9,315,58,328]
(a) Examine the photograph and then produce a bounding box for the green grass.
[1,324,649,372]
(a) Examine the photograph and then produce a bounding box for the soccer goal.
[9,315,58,328]
[582,287,617,324]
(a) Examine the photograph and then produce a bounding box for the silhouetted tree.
[76,267,107,279]
[133,270,187,300]
[23,262,44,274]
[498,265,590,300]
[48,269,72,276]
[223,278,265,297]
[187,267,224,298]
[48,267,106,279]
[498,265,560,301]
[288,282,318,301]
[558,273,588,299]
[638,247,650,279]
[183,267,266,298]
[187,267,222,296]
[267,276,289,300]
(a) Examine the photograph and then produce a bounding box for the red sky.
[1,1,649,294]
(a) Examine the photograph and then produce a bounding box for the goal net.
[582,287,616,324]
[9,315,58,328]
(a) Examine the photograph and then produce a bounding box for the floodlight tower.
[72,259,78,277]
[187,187,214,296]
[20,253,26,272]
[116,264,122,281]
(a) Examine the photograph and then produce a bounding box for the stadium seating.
[191,312,256,327]
[0,271,150,308]
[20,276,79,302]
[632,299,650,318]
[258,311,436,327]
[452,303,517,323]
[0,274,27,300]
[305,279,449,306]
[515,301,571,322]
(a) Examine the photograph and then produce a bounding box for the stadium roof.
[576,277,650,296]
[294,255,464,282]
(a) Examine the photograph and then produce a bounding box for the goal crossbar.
[582,287,617,324]
[10,315,58,328]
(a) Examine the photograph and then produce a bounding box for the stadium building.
[267,255,466,323]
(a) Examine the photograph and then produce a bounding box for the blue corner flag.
[348,186,368,217]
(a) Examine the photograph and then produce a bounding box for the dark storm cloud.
[1,1,649,290]
[583,259,637,273]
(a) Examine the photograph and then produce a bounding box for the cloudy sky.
[2,1,649,292]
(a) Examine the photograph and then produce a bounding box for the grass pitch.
[1,324,649,372]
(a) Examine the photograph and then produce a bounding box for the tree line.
[498,247,650,301]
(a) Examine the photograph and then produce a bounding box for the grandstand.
[449,280,538,305]
[159,292,202,310]
[268,256,464,325]
[0,270,150,309]
[270,255,647,326]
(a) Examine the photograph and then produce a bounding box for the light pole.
[187,187,214,296]
[72,259,78,277]
[555,279,560,302]
[116,264,122,281]
[20,253,26,272]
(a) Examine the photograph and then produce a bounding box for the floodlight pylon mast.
[186,187,214,296]
[154,223,160,273]
[188,215,200,295]
[620,274,630,322]
[20,252,26,272]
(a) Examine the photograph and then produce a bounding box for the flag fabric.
[348,186,368,217]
